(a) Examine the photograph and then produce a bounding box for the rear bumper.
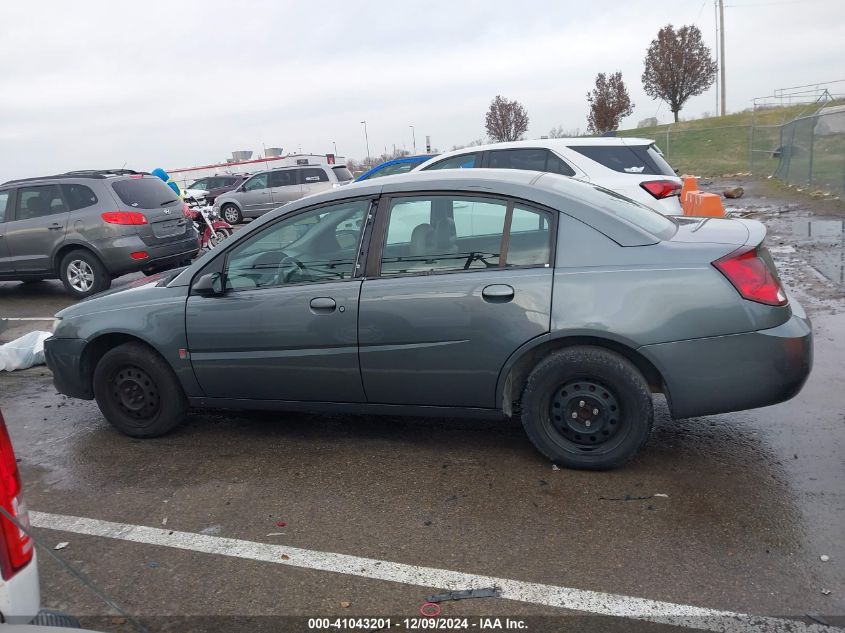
[44,337,92,399]
[641,302,813,419]
[103,232,199,276]
[0,552,39,624]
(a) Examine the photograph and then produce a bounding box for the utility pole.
[718,0,726,116]
[409,125,416,154]
[360,121,370,165]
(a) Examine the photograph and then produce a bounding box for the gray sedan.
[45,169,812,470]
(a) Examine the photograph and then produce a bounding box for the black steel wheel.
[521,346,653,470]
[93,342,187,438]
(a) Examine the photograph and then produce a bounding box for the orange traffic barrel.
[679,175,698,214]
[685,192,725,218]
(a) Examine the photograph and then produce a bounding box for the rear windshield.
[112,178,179,208]
[332,166,354,181]
[545,177,676,239]
[569,144,676,176]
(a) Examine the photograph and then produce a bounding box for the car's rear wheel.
[93,342,187,438]
[221,204,242,224]
[59,249,111,299]
[520,346,653,470]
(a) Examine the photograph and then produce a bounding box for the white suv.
[414,138,683,215]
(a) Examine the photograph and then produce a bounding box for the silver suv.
[213,164,354,224]
[0,169,200,298]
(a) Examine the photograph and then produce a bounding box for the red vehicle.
[183,200,233,251]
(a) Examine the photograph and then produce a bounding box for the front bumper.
[641,302,813,419]
[43,337,92,400]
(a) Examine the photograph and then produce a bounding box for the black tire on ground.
[58,249,111,298]
[221,203,242,224]
[92,342,188,438]
[520,346,653,471]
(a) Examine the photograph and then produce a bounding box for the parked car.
[0,410,83,627]
[214,165,355,224]
[0,170,200,298]
[183,174,248,205]
[45,169,812,470]
[355,155,437,181]
[414,138,683,215]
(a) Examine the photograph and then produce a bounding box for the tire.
[211,227,232,247]
[93,342,188,438]
[221,204,242,224]
[520,346,653,470]
[58,249,111,299]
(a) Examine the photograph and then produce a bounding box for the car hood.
[56,270,189,320]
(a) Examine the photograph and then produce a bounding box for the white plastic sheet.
[0,330,51,371]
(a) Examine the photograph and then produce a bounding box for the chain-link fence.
[773,107,845,195]
[618,99,845,196]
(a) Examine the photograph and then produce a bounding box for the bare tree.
[586,72,634,134]
[485,95,529,142]
[549,126,582,139]
[642,24,717,122]
[451,138,486,151]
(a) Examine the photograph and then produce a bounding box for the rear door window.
[112,178,179,208]
[61,184,99,211]
[487,148,548,171]
[14,184,67,219]
[423,153,478,170]
[332,166,354,182]
[269,170,297,187]
[568,144,676,176]
[546,152,577,176]
[300,168,330,183]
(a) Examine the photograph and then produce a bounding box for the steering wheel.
[276,255,311,284]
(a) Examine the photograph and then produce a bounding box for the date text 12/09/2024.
[307,618,529,630]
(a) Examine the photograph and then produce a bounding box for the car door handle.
[48,224,63,230]
[309,297,336,312]
[482,284,514,302]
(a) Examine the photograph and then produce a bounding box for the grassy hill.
[616,102,837,176]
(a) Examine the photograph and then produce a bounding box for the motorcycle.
[184,195,233,251]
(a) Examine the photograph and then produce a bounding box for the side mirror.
[193,272,225,296]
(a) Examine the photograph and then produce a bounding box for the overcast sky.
[1,0,843,181]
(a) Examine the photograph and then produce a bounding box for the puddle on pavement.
[774,216,845,287]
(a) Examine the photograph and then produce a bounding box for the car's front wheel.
[58,249,111,299]
[221,204,242,224]
[93,342,188,438]
[520,346,653,470]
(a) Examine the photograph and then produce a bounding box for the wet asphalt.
[0,189,843,632]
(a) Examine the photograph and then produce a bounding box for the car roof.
[2,169,149,186]
[417,138,656,166]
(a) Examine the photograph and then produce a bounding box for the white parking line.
[30,511,834,633]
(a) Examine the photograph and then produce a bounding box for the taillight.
[101,211,148,225]
[640,180,682,199]
[0,412,33,579]
[713,248,788,306]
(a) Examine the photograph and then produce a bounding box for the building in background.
[168,150,345,190]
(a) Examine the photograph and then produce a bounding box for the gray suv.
[0,170,199,298]
[214,164,354,224]
[45,170,812,470]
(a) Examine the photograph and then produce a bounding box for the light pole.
[409,125,416,154]
[332,141,337,156]
[360,121,371,166]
